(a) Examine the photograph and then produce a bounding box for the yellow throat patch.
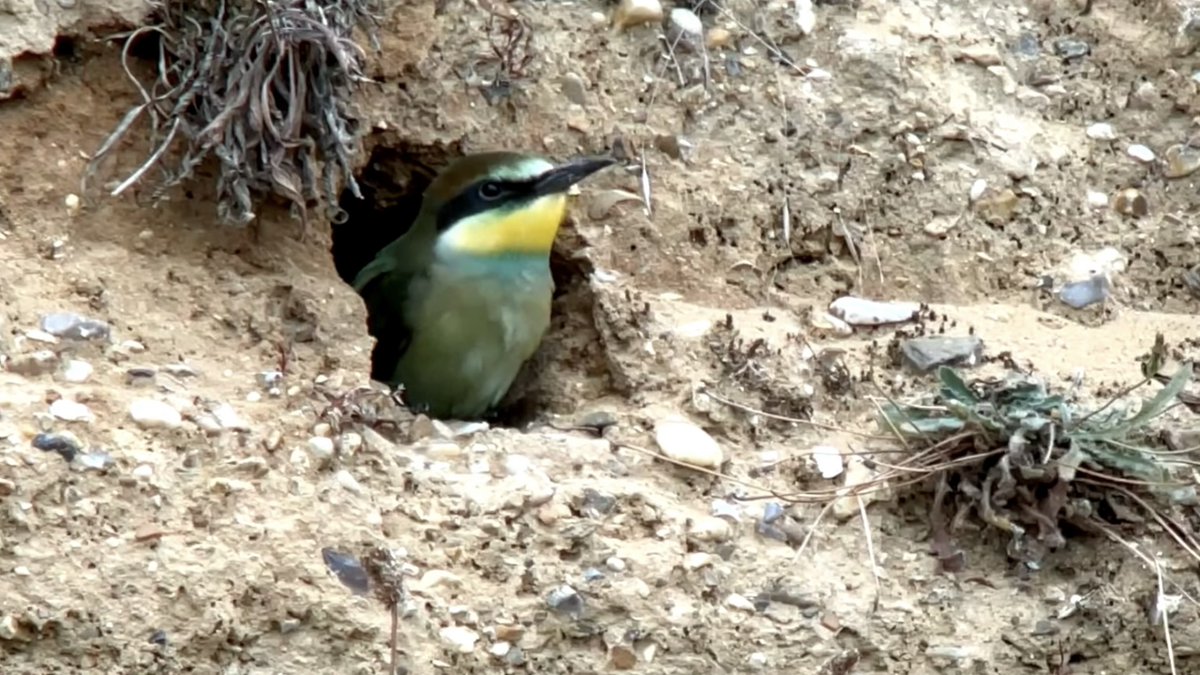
[438,194,569,257]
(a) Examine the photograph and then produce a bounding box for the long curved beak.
[531,156,616,197]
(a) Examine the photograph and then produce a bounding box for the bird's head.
[423,151,615,258]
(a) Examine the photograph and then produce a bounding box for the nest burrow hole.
[331,139,594,423]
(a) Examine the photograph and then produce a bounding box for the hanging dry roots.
[85,0,383,233]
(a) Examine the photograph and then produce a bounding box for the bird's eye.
[478,182,504,200]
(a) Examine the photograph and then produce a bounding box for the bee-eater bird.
[353,151,616,420]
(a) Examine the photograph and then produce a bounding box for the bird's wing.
[353,237,425,386]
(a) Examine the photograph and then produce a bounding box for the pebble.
[129,399,182,429]
[50,399,94,423]
[669,8,703,38]
[40,313,111,341]
[1163,143,1200,178]
[1127,144,1156,163]
[74,450,113,471]
[1085,190,1108,208]
[707,27,732,49]
[828,296,919,326]
[807,311,852,336]
[307,436,335,461]
[546,584,585,618]
[32,431,83,461]
[0,614,20,641]
[1053,38,1090,59]
[794,0,816,35]
[335,469,364,495]
[438,625,479,653]
[810,445,845,479]
[1058,276,1110,309]
[60,359,93,383]
[605,556,627,572]
[683,552,715,570]
[957,44,1002,66]
[654,416,724,469]
[899,336,985,373]
[687,515,733,542]
[725,593,756,612]
[339,432,363,454]
[613,0,662,30]
[1113,187,1148,217]
[560,74,587,105]
[1085,122,1116,140]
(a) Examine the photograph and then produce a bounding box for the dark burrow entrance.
[331,139,605,425]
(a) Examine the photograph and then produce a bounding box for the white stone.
[669,7,703,36]
[828,296,920,326]
[654,416,724,469]
[794,0,816,35]
[50,399,93,423]
[129,399,182,429]
[1085,122,1116,140]
[307,436,335,460]
[61,359,93,383]
[1127,144,1156,162]
[811,444,845,478]
[438,625,479,653]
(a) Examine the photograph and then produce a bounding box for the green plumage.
[353,152,560,420]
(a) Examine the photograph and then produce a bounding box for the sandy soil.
[1,0,1199,673]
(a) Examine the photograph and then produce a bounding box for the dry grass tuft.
[85,0,383,233]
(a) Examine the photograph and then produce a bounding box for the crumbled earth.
[2,0,1200,673]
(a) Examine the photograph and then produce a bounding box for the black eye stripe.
[435,178,534,231]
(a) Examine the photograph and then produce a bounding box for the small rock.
[74,451,113,471]
[60,359,93,383]
[828,296,919,326]
[546,584,585,619]
[125,367,157,386]
[308,436,335,461]
[502,454,531,476]
[683,552,715,570]
[725,593,756,612]
[900,336,985,373]
[1127,144,1156,163]
[32,431,83,461]
[605,556,627,572]
[132,464,154,480]
[1163,144,1200,178]
[50,399,94,423]
[654,416,724,469]
[667,8,704,50]
[957,44,1002,66]
[706,27,732,49]
[687,515,733,542]
[1085,122,1116,140]
[810,445,844,479]
[1058,276,1110,309]
[0,614,22,641]
[1113,187,1148,217]
[1053,38,1089,59]
[613,0,663,30]
[495,624,525,643]
[794,0,815,35]
[334,469,364,495]
[438,625,479,654]
[923,215,959,237]
[129,399,182,429]
[490,641,512,658]
[40,313,111,341]
[610,644,637,670]
[0,479,13,496]
[161,363,198,378]
[576,410,617,433]
[1085,190,1108,208]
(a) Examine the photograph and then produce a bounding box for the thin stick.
[1154,556,1179,675]
[857,495,882,612]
